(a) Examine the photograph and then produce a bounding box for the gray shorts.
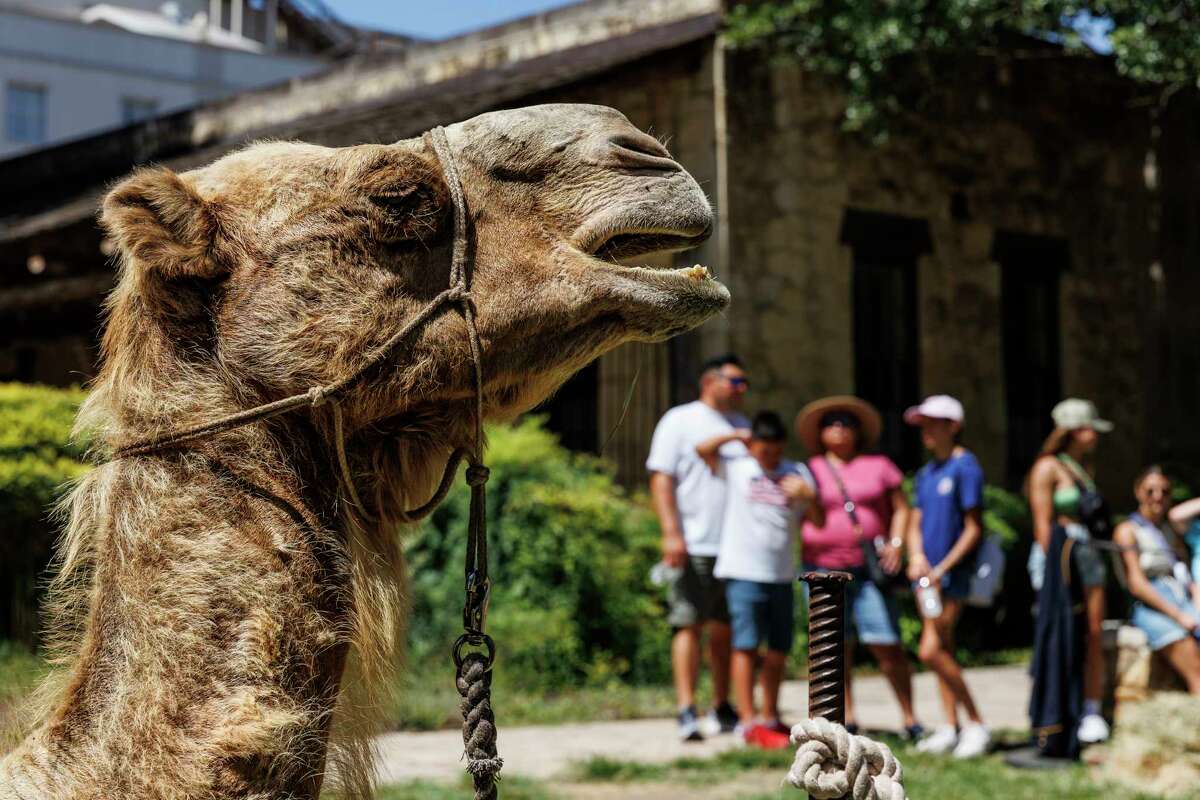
[1027,524,1107,591]
[667,555,730,628]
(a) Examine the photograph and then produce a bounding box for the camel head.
[98,104,725,451]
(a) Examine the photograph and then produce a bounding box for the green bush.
[405,416,671,689]
[0,384,90,643]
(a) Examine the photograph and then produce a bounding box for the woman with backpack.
[1026,398,1113,744]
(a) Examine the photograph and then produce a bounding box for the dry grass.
[1104,693,1200,798]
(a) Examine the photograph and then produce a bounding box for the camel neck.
[2,438,357,799]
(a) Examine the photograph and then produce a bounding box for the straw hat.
[795,395,883,454]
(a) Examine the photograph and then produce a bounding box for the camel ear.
[101,167,229,280]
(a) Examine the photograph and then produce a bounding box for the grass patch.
[0,642,47,720]
[573,755,668,782]
[571,735,1168,799]
[376,776,555,800]
[388,668,679,731]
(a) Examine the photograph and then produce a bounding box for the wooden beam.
[0,273,112,313]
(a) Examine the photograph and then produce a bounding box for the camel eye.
[369,186,421,215]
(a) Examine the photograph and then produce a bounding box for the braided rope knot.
[456,652,502,799]
[465,464,490,487]
[786,718,907,800]
[307,386,331,408]
[446,284,469,303]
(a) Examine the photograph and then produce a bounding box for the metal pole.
[803,570,851,800]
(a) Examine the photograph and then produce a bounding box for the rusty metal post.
[803,570,851,800]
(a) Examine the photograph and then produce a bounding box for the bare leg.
[1083,585,1106,705]
[1159,637,1200,695]
[732,648,758,724]
[917,600,982,726]
[672,625,702,708]
[868,643,917,728]
[760,650,788,721]
[708,620,733,707]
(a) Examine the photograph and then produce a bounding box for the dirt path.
[374,664,1031,785]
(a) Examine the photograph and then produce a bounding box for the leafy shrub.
[0,384,90,643]
[405,416,671,689]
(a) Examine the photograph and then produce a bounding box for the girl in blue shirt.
[903,395,990,758]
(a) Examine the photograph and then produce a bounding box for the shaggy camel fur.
[0,104,727,799]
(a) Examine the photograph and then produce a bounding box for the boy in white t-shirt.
[697,411,821,749]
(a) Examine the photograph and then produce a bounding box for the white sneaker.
[952,724,991,759]
[1078,714,1110,744]
[916,725,958,754]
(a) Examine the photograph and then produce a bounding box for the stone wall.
[725,49,1155,497]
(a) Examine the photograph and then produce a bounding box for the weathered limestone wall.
[725,51,1154,496]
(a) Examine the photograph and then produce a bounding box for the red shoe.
[743,723,793,750]
[763,719,791,736]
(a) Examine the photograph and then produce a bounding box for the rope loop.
[465,464,491,487]
[786,717,907,800]
[307,386,331,408]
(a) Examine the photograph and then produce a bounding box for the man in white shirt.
[646,353,750,741]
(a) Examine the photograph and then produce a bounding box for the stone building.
[1,0,1195,500]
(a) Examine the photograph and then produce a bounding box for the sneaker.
[901,723,925,742]
[678,706,704,742]
[763,718,790,736]
[1078,714,1110,744]
[952,724,991,759]
[743,723,792,750]
[704,701,740,735]
[916,724,958,754]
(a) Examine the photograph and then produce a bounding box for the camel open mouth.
[589,228,711,262]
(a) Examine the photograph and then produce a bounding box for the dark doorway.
[536,361,599,453]
[841,210,931,470]
[995,232,1066,488]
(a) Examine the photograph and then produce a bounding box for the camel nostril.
[608,133,671,159]
[608,135,680,174]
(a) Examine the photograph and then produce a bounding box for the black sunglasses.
[820,411,861,429]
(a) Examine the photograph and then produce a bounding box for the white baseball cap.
[1051,398,1113,432]
[904,394,965,425]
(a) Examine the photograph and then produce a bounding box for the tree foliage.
[0,384,90,643]
[726,1,1200,135]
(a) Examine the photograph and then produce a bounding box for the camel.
[0,104,727,799]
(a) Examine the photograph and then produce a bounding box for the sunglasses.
[820,411,861,429]
[722,375,750,389]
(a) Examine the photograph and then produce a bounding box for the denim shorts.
[802,565,901,646]
[726,579,795,653]
[1132,576,1198,651]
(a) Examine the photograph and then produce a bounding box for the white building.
[0,0,365,158]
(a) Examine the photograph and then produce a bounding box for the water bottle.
[650,561,683,587]
[917,576,942,619]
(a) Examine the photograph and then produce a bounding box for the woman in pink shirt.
[797,396,921,739]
